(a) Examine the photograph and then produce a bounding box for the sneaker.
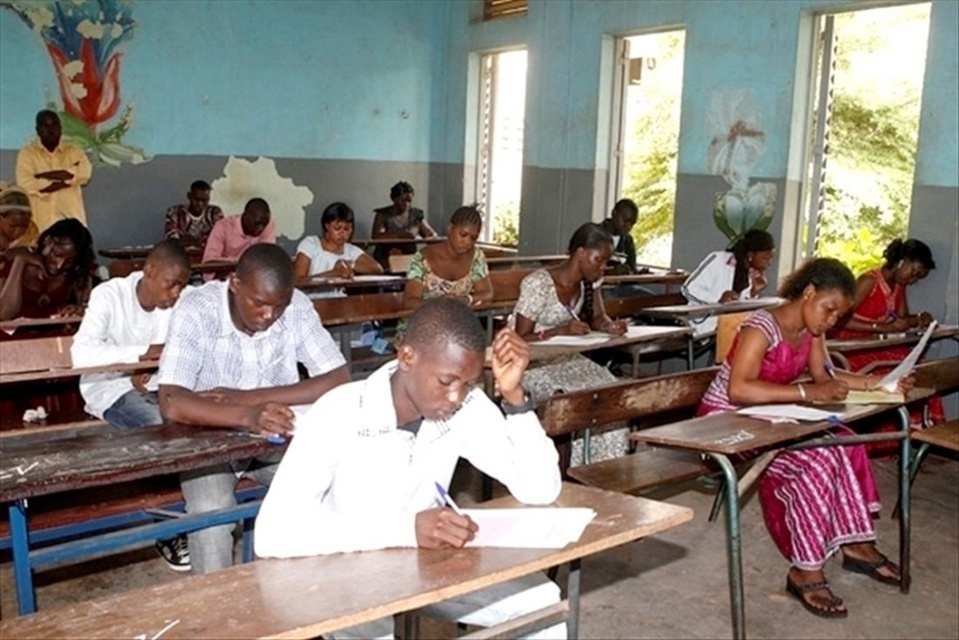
[155,536,191,572]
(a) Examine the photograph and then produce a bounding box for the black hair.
[235,243,293,291]
[567,222,614,255]
[730,229,775,293]
[390,181,415,200]
[243,198,271,217]
[778,257,855,301]
[36,109,59,126]
[147,239,191,271]
[36,218,95,284]
[882,238,936,271]
[190,180,212,192]
[612,198,638,220]
[320,202,355,232]
[404,297,486,354]
[449,204,483,229]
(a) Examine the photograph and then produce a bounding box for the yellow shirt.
[15,140,93,232]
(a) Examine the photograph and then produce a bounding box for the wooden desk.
[1,424,281,615]
[639,297,782,320]
[296,274,405,294]
[527,326,691,362]
[352,236,444,249]
[0,335,159,385]
[0,483,693,639]
[99,246,203,260]
[0,315,82,334]
[826,325,959,369]
[602,272,687,287]
[486,254,567,270]
[630,392,929,639]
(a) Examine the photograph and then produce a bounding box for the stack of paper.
[738,404,840,422]
[538,334,611,347]
[463,507,597,548]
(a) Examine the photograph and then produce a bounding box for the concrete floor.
[1,455,956,639]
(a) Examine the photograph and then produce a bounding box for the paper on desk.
[463,507,596,548]
[738,404,840,422]
[877,321,937,392]
[538,333,611,347]
[351,274,403,281]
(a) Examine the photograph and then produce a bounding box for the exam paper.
[877,321,937,392]
[538,334,611,347]
[738,404,839,422]
[463,507,597,548]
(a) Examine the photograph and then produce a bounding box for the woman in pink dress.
[699,258,910,619]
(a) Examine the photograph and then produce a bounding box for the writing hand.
[247,402,295,436]
[332,260,354,279]
[808,379,849,402]
[54,304,85,317]
[885,317,911,333]
[491,328,529,403]
[895,373,915,395]
[566,319,590,335]
[131,372,151,394]
[601,319,628,336]
[415,507,478,549]
[140,344,164,361]
[719,290,740,303]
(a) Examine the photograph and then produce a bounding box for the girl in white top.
[294,202,383,297]
[682,229,775,334]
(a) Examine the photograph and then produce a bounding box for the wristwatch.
[501,389,535,415]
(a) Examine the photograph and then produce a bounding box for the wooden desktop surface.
[0,423,279,502]
[630,389,932,456]
[526,326,691,362]
[826,325,959,353]
[0,483,692,640]
[640,297,782,320]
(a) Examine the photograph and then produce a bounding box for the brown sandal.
[842,552,901,587]
[786,577,848,619]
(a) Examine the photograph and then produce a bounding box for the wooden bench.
[539,367,718,494]
[907,357,959,494]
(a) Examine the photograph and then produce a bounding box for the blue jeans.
[103,390,162,429]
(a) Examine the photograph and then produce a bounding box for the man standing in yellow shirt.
[16,110,93,232]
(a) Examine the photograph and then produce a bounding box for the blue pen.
[434,482,465,516]
[822,341,837,379]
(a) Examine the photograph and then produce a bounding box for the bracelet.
[797,383,807,401]
[466,293,474,305]
[537,329,547,341]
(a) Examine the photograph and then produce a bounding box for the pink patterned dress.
[699,310,881,570]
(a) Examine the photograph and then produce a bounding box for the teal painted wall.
[1,0,438,162]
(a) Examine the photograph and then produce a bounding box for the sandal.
[842,552,901,587]
[786,577,848,619]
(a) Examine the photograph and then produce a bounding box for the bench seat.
[566,447,710,495]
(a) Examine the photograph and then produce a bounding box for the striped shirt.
[157,280,344,392]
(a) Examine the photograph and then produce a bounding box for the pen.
[822,341,837,379]
[434,482,465,516]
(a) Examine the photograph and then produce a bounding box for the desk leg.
[567,559,581,640]
[10,500,36,615]
[686,334,695,370]
[897,406,911,593]
[705,453,745,640]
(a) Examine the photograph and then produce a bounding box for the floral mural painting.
[3,0,148,166]
[706,89,776,242]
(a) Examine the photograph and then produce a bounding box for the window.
[484,0,527,21]
[470,50,527,246]
[608,31,686,268]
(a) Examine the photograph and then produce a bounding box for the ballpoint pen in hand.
[434,482,465,516]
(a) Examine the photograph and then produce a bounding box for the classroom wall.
[0,0,447,251]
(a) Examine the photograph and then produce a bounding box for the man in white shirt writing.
[255,297,565,639]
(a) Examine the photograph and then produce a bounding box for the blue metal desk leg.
[706,453,745,640]
[897,406,911,593]
[10,500,37,615]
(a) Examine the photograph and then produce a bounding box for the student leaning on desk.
[698,257,912,620]
[156,244,350,576]
[256,298,565,640]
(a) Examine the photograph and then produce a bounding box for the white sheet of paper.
[538,334,611,347]
[738,404,839,422]
[463,507,597,548]
[351,274,403,282]
[877,321,937,392]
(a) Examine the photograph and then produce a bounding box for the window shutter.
[484,0,528,21]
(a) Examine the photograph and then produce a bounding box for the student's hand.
[807,379,849,402]
[36,169,74,181]
[39,181,70,194]
[415,508,478,549]
[131,372,151,394]
[719,290,740,303]
[600,319,628,336]
[565,319,591,335]
[247,402,295,436]
[914,312,933,329]
[14,252,46,278]
[491,328,529,403]
[895,373,915,395]
[749,271,767,297]
[332,260,354,279]
[55,304,85,317]
[885,317,911,333]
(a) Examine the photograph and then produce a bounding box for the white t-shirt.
[71,272,176,418]
[296,236,365,275]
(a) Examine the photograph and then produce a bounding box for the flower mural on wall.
[706,89,776,242]
[3,0,148,166]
